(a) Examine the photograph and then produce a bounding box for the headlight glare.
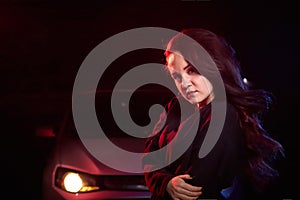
[55,167,100,193]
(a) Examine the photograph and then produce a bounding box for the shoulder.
[146,96,194,146]
[145,96,179,142]
[151,96,178,135]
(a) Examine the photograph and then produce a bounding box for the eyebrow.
[171,64,190,74]
[183,64,190,70]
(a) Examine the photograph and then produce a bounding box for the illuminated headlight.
[55,167,100,193]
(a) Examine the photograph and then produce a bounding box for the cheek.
[195,77,212,92]
[193,77,203,87]
[203,78,213,93]
[174,81,182,91]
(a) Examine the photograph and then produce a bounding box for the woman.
[142,28,284,200]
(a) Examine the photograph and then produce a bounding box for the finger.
[183,182,202,192]
[176,190,202,200]
[175,185,202,197]
[179,175,202,192]
[177,174,193,180]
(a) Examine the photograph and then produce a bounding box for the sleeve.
[143,133,175,198]
[142,97,179,198]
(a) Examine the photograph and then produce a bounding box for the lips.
[186,91,197,98]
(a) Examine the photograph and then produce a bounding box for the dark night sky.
[1,0,299,199]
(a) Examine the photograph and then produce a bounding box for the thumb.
[177,174,193,180]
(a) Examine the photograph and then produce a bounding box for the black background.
[1,0,299,199]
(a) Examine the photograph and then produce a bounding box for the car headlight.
[55,167,100,193]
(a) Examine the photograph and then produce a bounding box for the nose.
[181,74,191,90]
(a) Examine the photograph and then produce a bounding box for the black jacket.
[142,97,248,199]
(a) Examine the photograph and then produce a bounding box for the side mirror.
[34,126,57,163]
[35,126,56,138]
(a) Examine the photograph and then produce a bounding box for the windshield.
[60,84,174,141]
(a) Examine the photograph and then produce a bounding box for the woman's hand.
[166,174,202,200]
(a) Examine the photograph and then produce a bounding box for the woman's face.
[166,52,214,105]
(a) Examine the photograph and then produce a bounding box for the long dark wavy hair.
[165,28,285,192]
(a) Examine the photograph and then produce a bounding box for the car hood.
[58,136,147,175]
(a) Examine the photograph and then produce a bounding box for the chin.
[187,98,197,105]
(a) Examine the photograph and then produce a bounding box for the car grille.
[97,175,148,191]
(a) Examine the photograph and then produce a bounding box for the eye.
[171,73,182,82]
[186,65,199,75]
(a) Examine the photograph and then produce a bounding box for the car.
[40,85,173,200]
